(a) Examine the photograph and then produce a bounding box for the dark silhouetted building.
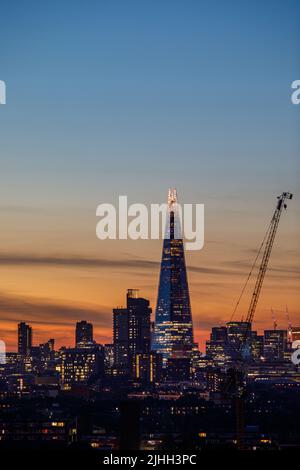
[18,322,32,356]
[127,289,151,362]
[104,343,114,368]
[206,323,263,364]
[206,325,234,366]
[211,326,228,342]
[75,320,93,347]
[206,367,225,392]
[226,321,251,348]
[263,330,287,361]
[206,339,234,366]
[251,332,264,361]
[166,357,191,382]
[60,345,104,389]
[113,306,129,374]
[119,401,140,450]
[113,289,151,376]
[133,351,162,383]
[292,326,300,342]
[226,321,252,359]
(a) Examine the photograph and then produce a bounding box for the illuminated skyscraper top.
[152,189,194,364]
[168,188,177,209]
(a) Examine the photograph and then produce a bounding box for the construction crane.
[224,191,293,449]
[243,192,293,332]
[286,305,293,348]
[271,308,277,331]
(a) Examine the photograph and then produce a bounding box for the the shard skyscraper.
[152,189,194,364]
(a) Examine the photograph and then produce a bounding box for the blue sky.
[1,0,299,203]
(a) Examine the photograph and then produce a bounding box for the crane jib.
[244,192,293,332]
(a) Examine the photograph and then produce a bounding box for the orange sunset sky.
[1,188,299,352]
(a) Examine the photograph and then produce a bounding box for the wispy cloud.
[0,291,110,328]
[0,253,157,269]
[222,259,300,278]
[0,252,243,276]
[1,252,299,282]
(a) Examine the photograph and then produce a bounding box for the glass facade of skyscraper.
[152,189,194,364]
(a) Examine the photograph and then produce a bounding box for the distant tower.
[113,306,129,373]
[152,189,194,364]
[18,322,32,356]
[113,289,151,376]
[127,289,151,362]
[75,320,93,347]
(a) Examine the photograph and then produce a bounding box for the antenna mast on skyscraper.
[168,188,177,210]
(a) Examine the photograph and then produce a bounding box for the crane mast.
[244,192,293,329]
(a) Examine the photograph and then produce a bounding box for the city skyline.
[1,185,299,353]
[1,192,299,452]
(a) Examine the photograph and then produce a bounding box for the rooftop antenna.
[168,188,177,210]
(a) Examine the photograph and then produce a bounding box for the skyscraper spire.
[152,189,194,364]
[168,188,177,209]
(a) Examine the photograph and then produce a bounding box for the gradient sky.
[0,0,300,351]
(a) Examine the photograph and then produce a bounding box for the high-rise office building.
[206,339,234,366]
[226,321,251,348]
[206,323,257,365]
[152,189,194,364]
[226,321,253,359]
[113,306,129,373]
[127,289,151,362]
[113,289,151,376]
[251,331,264,361]
[263,330,287,361]
[60,345,104,389]
[211,326,228,342]
[38,338,55,368]
[104,343,114,368]
[75,321,93,347]
[18,322,32,356]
